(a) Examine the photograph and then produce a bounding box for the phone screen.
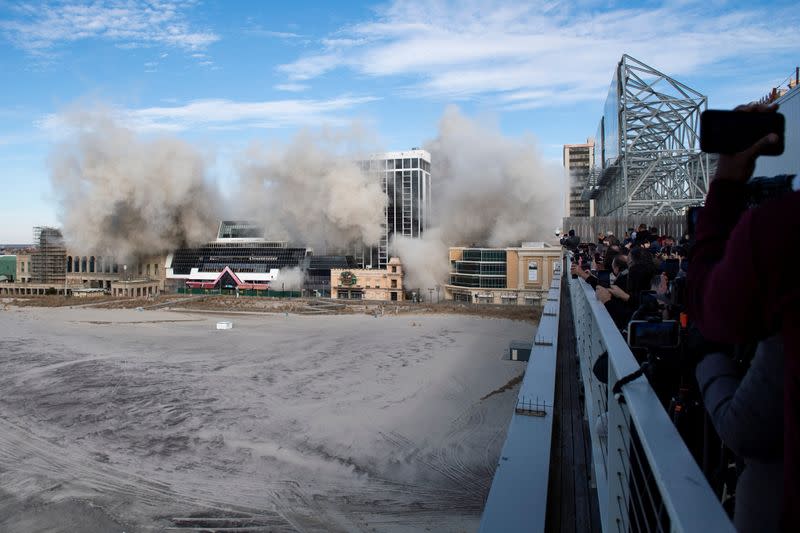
[628,320,680,349]
[700,110,785,155]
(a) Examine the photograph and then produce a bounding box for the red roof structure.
[185,266,270,290]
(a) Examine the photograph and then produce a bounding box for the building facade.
[66,254,167,292]
[15,254,31,283]
[167,221,308,292]
[358,150,432,269]
[444,243,562,305]
[331,257,404,301]
[563,140,594,217]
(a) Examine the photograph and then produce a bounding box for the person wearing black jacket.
[559,229,580,252]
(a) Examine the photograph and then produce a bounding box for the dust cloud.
[274,266,305,290]
[48,105,565,288]
[49,108,220,260]
[392,228,449,290]
[237,127,386,251]
[395,106,566,288]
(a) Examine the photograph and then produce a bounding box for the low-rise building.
[444,242,562,305]
[0,255,16,282]
[331,257,404,301]
[66,254,167,292]
[15,253,32,283]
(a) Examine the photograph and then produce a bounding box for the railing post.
[606,363,631,533]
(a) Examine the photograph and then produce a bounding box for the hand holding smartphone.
[700,108,784,156]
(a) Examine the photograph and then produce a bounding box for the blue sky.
[0,0,797,243]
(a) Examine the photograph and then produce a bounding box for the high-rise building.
[358,149,432,268]
[563,140,594,217]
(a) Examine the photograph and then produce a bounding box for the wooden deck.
[544,279,601,533]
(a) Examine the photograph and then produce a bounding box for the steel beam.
[589,55,709,216]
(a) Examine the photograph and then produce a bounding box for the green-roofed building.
[0,255,16,282]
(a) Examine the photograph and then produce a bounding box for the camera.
[628,320,680,350]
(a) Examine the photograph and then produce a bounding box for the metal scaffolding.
[31,226,66,284]
[585,55,709,216]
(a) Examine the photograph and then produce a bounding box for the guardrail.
[478,266,562,532]
[569,271,734,533]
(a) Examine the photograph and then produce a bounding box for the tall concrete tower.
[563,140,594,217]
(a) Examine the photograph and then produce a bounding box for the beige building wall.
[2,252,167,297]
[15,254,32,283]
[444,244,562,305]
[331,257,404,301]
[66,252,168,292]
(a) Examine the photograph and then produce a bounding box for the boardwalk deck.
[544,278,601,533]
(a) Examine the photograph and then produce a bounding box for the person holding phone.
[688,102,797,531]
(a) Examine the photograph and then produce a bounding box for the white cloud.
[250,29,303,39]
[274,83,311,92]
[40,96,380,134]
[0,0,219,55]
[278,53,342,81]
[277,0,799,107]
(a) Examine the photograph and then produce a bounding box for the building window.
[391,266,397,273]
[391,291,398,301]
[391,279,397,288]
[528,261,539,282]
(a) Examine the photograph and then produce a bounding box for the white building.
[165,221,308,291]
[358,149,432,268]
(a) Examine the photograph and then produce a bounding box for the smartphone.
[628,320,680,350]
[700,110,785,155]
[596,270,611,288]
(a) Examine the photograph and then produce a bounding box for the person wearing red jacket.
[688,103,798,531]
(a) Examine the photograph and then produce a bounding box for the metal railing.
[479,269,562,532]
[569,272,734,533]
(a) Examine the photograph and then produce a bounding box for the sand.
[0,305,533,532]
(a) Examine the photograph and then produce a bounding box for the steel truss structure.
[586,55,709,216]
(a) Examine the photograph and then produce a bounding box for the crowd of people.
[566,225,688,331]
[562,103,795,532]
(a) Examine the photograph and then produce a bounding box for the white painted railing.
[570,273,735,533]
[479,267,562,532]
